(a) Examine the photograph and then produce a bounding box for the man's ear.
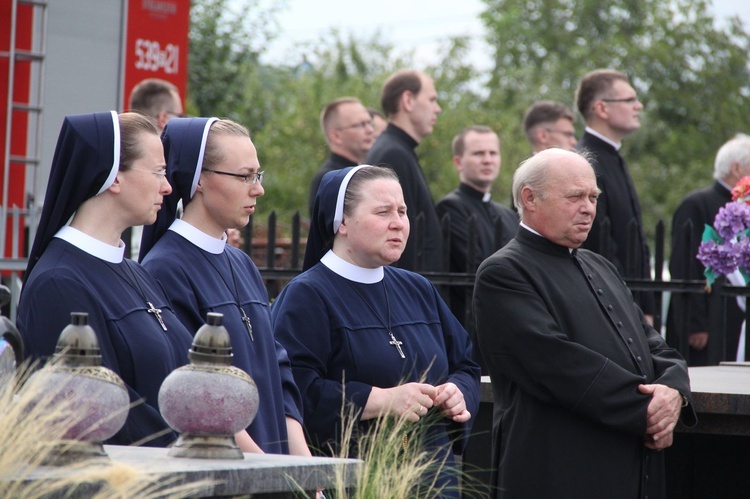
[452,155,463,172]
[535,127,548,148]
[592,100,608,120]
[520,186,536,212]
[156,110,169,131]
[401,90,415,113]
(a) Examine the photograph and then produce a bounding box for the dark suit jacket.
[308,152,357,216]
[436,183,518,372]
[474,227,696,498]
[366,124,443,271]
[666,181,744,364]
[576,131,654,314]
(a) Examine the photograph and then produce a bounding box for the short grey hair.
[714,133,750,181]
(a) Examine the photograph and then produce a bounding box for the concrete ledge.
[16,445,361,498]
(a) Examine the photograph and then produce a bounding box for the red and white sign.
[122,0,190,110]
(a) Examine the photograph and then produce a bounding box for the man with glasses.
[308,97,375,215]
[523,100,577,153]
[366,69,443,271]
[574,69,654,323]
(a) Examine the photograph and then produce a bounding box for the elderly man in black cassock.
[474,148,696,499]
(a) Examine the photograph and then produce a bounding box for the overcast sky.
[258,0,750,70]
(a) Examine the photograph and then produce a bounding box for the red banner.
[122,0,190,110]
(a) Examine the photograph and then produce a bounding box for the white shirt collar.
[520,221,574,253]
[54,226,125,263]
[520,221,542,237]
[585,126,621,151]
[718,178,733,192]
[169,218,227,254]
[321,250,384,283]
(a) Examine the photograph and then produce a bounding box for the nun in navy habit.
[139,118,307,455]
[17,111,193,446]
[271,165,480,497]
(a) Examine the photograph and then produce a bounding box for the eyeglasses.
[542,128,576,139]
[336,119,374,131]
[203,169,265,185]
[130,167,168,179]
[601,97,640,104]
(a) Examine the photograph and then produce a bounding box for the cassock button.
[628,338,633,343]
[608,305,613,311]
[597,288,603,294]
[617,321,623,327]
[587,274,593,279]
[637,356,642,361]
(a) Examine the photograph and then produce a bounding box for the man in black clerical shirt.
[436,126,517,364]
[574,69,655,323]
[366,69,443,271]
[308,97,375,215]
[667,134,750,365]
[474,148,695,498]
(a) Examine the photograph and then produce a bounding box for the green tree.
[480,0,750,249]
[188,0,283,123]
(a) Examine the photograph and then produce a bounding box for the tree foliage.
[480,0,750,245]
[188,0,750,253]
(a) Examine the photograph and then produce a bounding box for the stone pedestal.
[12,445,361,498]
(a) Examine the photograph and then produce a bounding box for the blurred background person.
[308,97,375,215]
[366,69,443,271]
[523,100,577,153]
[574,69,654,323]
[368,107,388,138]
[436,125,517,371]
[667,134,750,365]
[125,78,185,259]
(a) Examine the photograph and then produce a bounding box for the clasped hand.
[638,384,683,450]
[365,382,470,423]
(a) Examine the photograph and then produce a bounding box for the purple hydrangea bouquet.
[697,176,750,287]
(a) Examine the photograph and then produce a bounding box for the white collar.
[520,221,542,238]
[321,250,384,283]
[718,178,733,192]
[482,192,492,203]
[585,126,621,151]
[520,222,574,253]
[54,225,125,263]
[169,218,227,254]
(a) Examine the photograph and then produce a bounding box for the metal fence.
[4,207,750,364]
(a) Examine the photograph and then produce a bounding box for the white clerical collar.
[482,192,492,203]
[54,225,125,263]
[520,222,575,254]
[585,126,621,151]
[718,178,732,192]
[169,218,227,254]
[520,221,542,237]
[321,250,384,283]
